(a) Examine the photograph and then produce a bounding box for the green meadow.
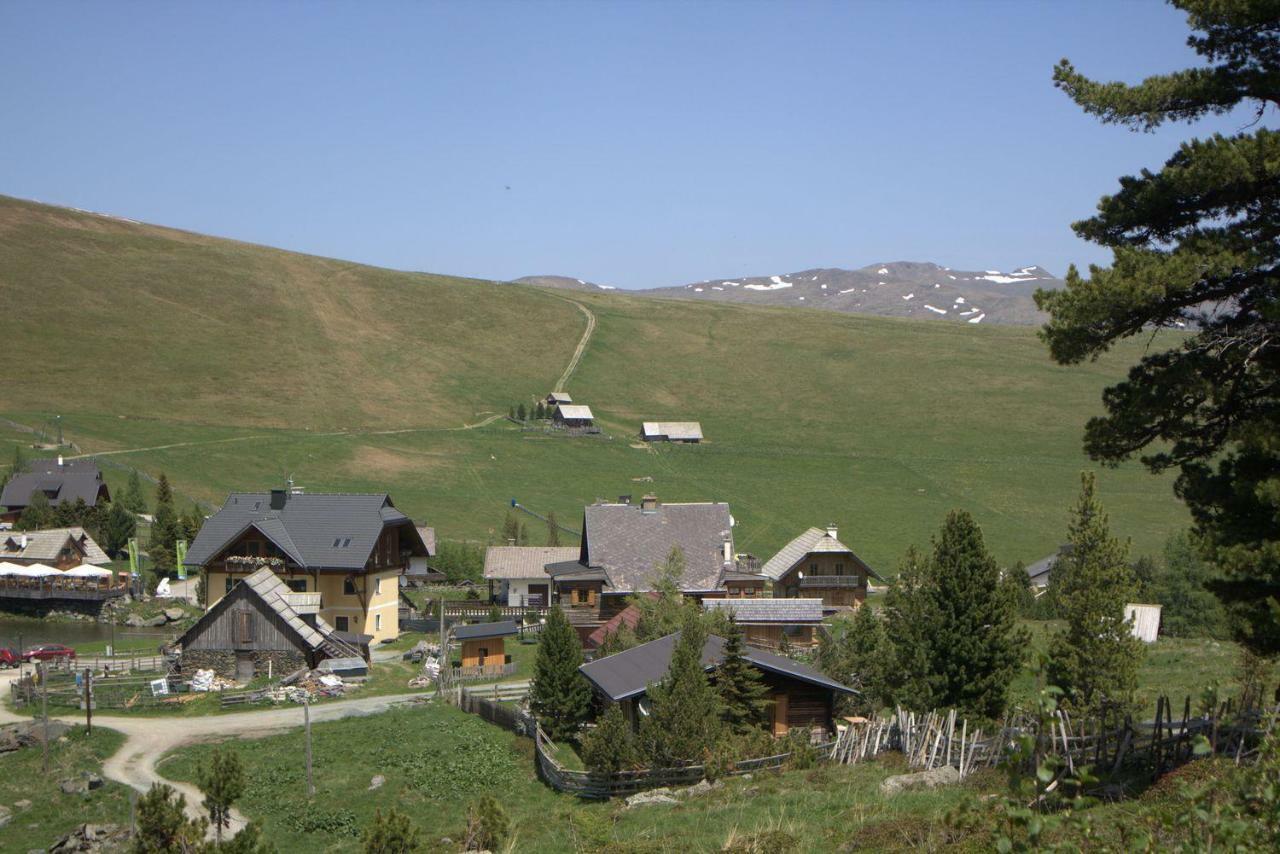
[0,194,1188,569]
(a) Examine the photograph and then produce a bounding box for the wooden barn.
[453,620,518,673]
[552,404,595,427]
[579,631,854,737]
[641,421,704,443]
[174,567,363,680]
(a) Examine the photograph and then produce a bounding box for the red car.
[21,644,76,663]
[0,648,18,668]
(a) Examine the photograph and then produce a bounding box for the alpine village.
[2,2,1279,852]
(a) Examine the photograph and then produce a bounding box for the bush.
[463,794,510,851]
[782,729,817,770]
[362,808,423,854]
[581,704,640,774]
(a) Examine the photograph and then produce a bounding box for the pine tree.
[131,782,208,853]
[518,521,529,546]
[927,510,1027,720]
[546,511,561,547]
[181,503,204,542]
[639,614,724,766]
[462,795,509,853]
[535,401,546,419]
[120,469,147,515]
[150,473,179,574]
[197,747,246,843]
[218,822,277,854]
[581,703,641,774]
[516,403,527,421]
[595,622,639,657]
[882,545,939,710]
[501,511,520,545]
[1040,3,1280,655]
[16,489,55,531]
[633,546,697,641]
[715,617,771,734]
[362,808,423,854]
[508,405,516,421]
[816,604,889,715]
[1047,473,1145,715]
[529,606,592,741]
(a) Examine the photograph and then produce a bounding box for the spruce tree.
[581,703,641,774]
[529,606,592,741]
[16,489,55,531]
[197,747,246,843]
[103,502,137,558]
[882,545,939,710]
[639,614,724,766]
[150,473,178,574]
[1047,473,1145,714]
[546,511,561,547]
[516,403,527,421]
[633,546,698,641]
[518,522,529,546]
[131,783,208,853]
[1040,2,1280,654]
[816,604,889,715]
[362,808,423,854]
[120,469,147,515]
[501,511,520,545]
[715,616,771,734]
[927,510,1027,720]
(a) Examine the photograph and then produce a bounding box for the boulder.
[49,823,130,852]
[60,778,88,795]
[879,765,960,797]
[124,614,145,628]
[85,773,104,790]
[625,788,680,808]
[679,779,723,799]
[142,614,168,628]
[13,799,31,810]
[164,607,186,622]
[0,804,11,829]
[368,774,385,790]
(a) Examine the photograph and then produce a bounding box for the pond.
[0,615,176,654]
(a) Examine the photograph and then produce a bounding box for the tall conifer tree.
[639,614,724,766]
[1047,473,1144,714]
[882,545,939,710]
[715,617,771,734]
[529,606,592,741]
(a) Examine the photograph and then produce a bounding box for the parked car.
[21,643,76,663]
[0,648,18,668]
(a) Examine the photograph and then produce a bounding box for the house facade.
[0,457,110,524]
[703,597,825,649]
[183,490,429,643]
[761,526,880,609]
[483,545,577,606]
[579,632,854,736]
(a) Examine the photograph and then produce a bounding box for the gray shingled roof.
[483,546,580,580]
[183,492,427,571]
[579,632,854,702]
[1026,544,1070,587]
[0,527,110,565]
[556,405,594,421]
[453,620,519,641]
[178,567,358,658]
[582,501,733,593]
[760,527,882,581]
[641,422,704,441]
[703,598,825,623]
[1,458,109,510]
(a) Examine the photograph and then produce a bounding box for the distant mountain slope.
[641,262,1063,325]
[511,275,618,293]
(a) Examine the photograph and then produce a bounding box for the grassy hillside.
[0,195,1188,568]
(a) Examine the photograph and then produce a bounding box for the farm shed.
[174,567,363,680]
[552,404,594,427]
[580,631,854,737]
[641,421,704,443]
[453,620,519,671]
[546,392,573,407]
[702,597,825,649]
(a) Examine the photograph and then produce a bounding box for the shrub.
[463,794,510,851]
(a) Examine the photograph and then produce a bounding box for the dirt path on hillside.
[549,294,596,392]
[0,677,429,839]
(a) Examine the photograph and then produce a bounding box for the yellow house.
[183,489,430,645]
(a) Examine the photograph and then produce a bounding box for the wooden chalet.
[0,457,110,524]
[0,527,110,570]
[761,525,882,608]
[546,495,738,641]
[452,620,518,673]
[174,567,363,680]
[579,632,855,736]
[183,489,430,643]
[703,598,825,649]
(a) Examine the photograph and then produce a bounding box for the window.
[835,562,844,575]
[335,616,349,632]
[375,613,382,632]
[343,578,356,596]
[225,576,236,595]
[236,611,254,644]
[809,563,818,573]
[286,579,307,593]
[374,577,382,596]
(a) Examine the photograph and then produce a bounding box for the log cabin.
[182,490,429,643]
[761,526,882,609]
[579,632,855,737]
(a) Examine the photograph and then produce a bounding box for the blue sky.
[0,1,1269,289]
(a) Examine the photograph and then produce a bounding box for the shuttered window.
[236,611,254,644]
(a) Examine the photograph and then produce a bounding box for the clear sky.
[0,1,1268,289]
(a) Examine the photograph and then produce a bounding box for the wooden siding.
[777,552,868,607]
[183,583,313,658]
[460,637,506,669]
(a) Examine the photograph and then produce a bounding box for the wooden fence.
[450,662,518,682]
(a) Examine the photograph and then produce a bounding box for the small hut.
[552,405,594,428]
[453,620,519,672]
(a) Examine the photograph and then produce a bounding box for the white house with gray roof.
[483,545,578,606]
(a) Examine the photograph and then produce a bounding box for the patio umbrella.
[64,564,112,578]
[0,561,25,576]
[18,563,61,578]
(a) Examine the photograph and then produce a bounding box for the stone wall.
[176,648,308,679]
[0,599,105,619]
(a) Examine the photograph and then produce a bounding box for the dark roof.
[546,560,609,581]
[579,631,855,702]
[183,492,428,571]
[581,501,733,593]
[1,458,109,510]
[1026,544,1071,585]
[453,620,519,641]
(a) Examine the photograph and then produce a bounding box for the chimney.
[19,534,28,550]
[722,538,732,563]
[640,494,658,513]
[57,455,64,467]
[269,489,287,511]
[826,524,838,540]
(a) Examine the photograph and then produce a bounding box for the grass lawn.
[158,702,985,853]
[0,726,131,852]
